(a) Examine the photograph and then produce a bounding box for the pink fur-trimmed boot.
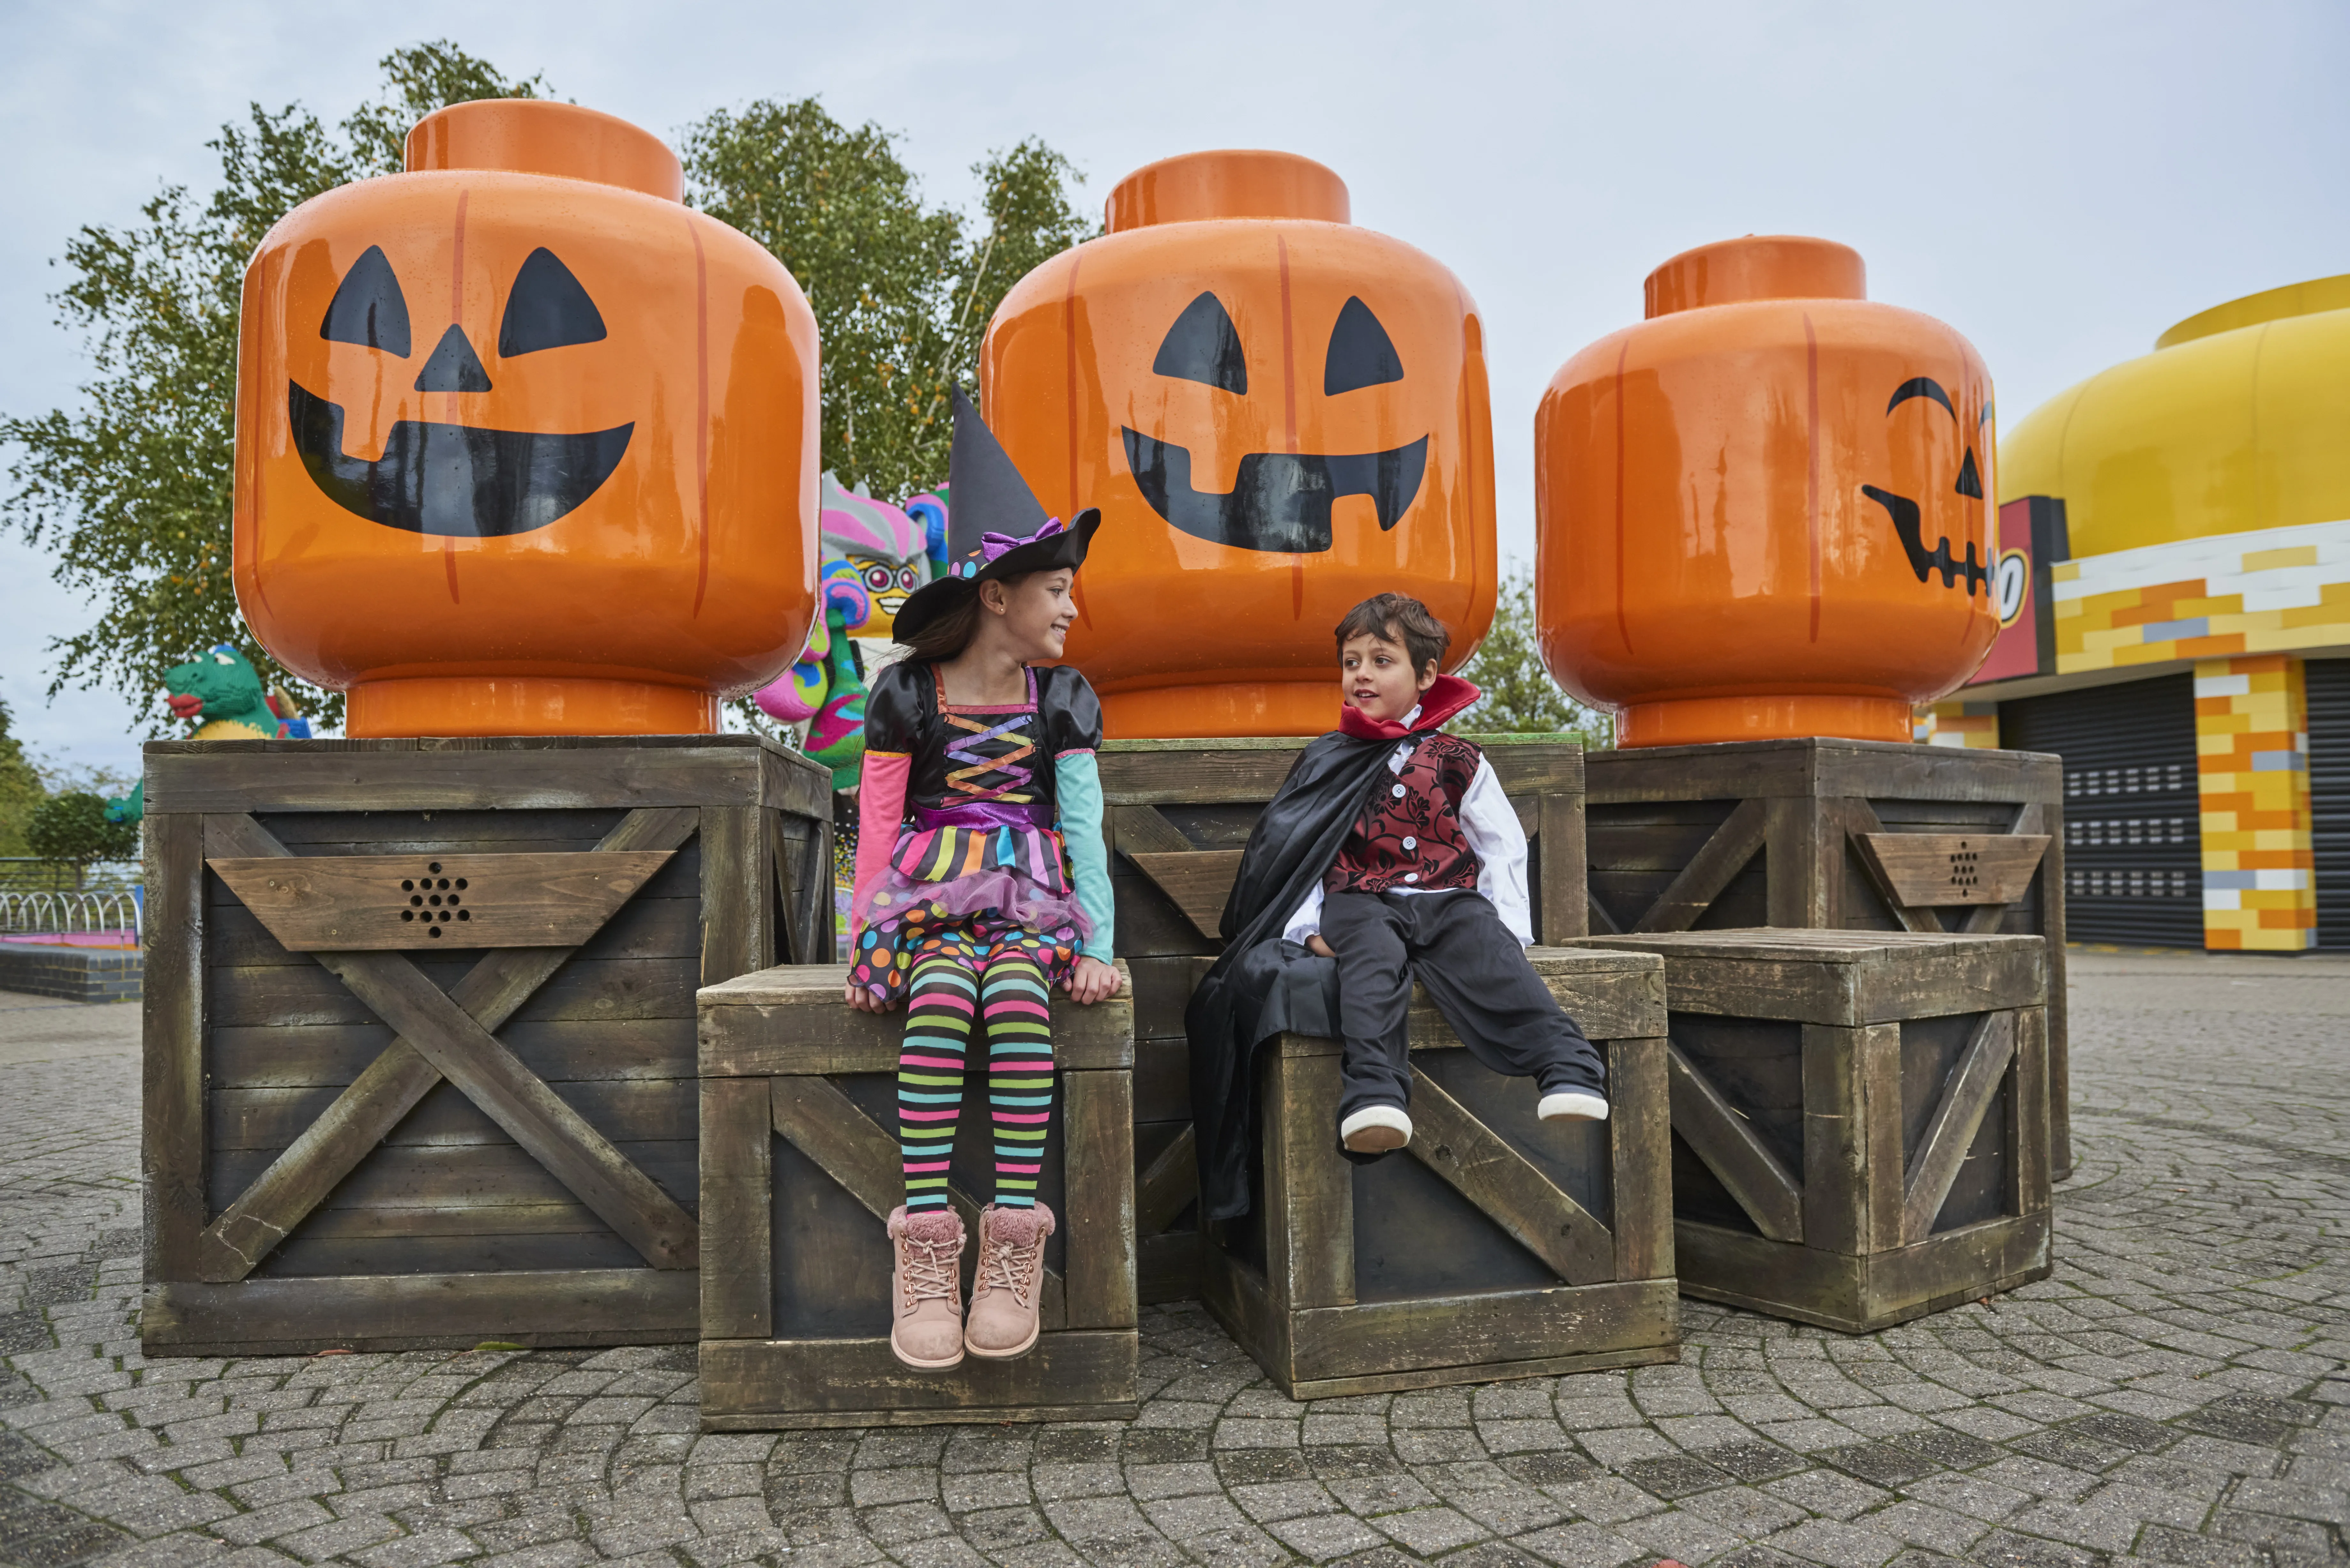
[965,1203,1054,1360]
[887,1205,966,1371]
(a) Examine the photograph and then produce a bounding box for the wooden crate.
[1575,929,2051,1334]
[1583,738,2073,1172]
[697,963,1138,1429]
[1101,736,1589,1306]
[139,735,833,1356]
[1201,947,1675,1399]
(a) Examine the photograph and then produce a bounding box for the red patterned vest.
[1324,733,1484,896]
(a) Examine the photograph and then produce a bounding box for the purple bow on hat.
[975,516,1065,565]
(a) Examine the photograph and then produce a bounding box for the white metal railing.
[0,890,141,941]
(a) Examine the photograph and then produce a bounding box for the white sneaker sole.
[1341,1105,1414,1153]
[1539,1091,1610,1122]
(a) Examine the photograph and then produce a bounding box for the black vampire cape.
[1182,675,1482,1222]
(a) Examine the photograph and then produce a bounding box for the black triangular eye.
[1152,292,1247,394]
[320,245,411,356]
[498,248,606,357]
[1324,297,1403,395]
[1955,447,1984,499]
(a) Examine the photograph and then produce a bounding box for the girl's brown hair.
[898,573,1033,663]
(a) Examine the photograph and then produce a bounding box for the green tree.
[683,101,1093,501]
[25,792,140,881]
[0,44,546,734]
[0,702,46,857]
[1456,561,1611,744]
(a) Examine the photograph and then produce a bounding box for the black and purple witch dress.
[844,659,1114,1002]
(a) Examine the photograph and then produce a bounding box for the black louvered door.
[2308,659,2350,951]
[2002,675,2204,947]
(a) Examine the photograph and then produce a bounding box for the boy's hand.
[843,981,895,1014]
[1306,934,1336,958]
[1063,955,1120,1005]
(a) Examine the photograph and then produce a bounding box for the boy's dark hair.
[1335,593,1450,674]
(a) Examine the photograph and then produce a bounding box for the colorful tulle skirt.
[846,823,1091,1003]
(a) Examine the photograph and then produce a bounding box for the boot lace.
[899,1236,959,1308]
[977,1226,1042,1307]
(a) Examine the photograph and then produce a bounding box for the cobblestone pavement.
[0,952,2341,1568]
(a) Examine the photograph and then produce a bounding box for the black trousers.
[1321,888,1607,1121]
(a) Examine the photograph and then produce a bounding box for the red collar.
[1336,674,1481,741]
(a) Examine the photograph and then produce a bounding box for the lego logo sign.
[1994,549,2029,628]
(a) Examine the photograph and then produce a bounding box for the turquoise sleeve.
[1056,750,1115,961]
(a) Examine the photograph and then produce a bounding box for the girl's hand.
[843,981,894,1014]
[1062,955,1119,1006]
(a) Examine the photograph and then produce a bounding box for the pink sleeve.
[850,751,911,940]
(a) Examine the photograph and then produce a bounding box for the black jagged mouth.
[289,382,632,539]
[1861,484,1990,596]
[1120,426,1429,554]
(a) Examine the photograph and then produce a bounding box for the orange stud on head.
[984,149,1496,738]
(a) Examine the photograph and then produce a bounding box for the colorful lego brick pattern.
[2053,518,2350,674]
[2195,655,2316,951]
[1914,700,2002,748]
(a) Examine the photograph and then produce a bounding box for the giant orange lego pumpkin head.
[1535,236,1997,747]
[981,150,1496,737]
[234,100,821,737]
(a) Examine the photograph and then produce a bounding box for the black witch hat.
[891,386,1101,646]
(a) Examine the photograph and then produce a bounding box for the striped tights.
[897,950,1056,1210]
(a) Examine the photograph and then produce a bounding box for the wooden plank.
[1799,1024,1869,1256]
[1285,1277,1679,1384]
[2031,800,2072,1177]
[193,808,701,1280]
[1840,799,1942,934]
[1125,851,1243,944]
[1267,1047,1353,1311]
[1608,1037,1672,1283]
[758,743,835,823]
[1110,804,1196,857]
[141,1270,699,1355]
[1198,1237,1293,1386]
[1765,795,1834,927]
[699,806,771,986]
[697,1331,1137,1426]
[1587,889,1623,937]
[215,1018,694,1089]
[699,964,1133,1078]
[2011,1006,2051,1218]
[325,953,699,1270]
[701,1076,773,1342]
[1855,833,2050,908]
[1574,932,2045,1025]
[1060,1070,1136,1331]
[1128,957,1208,1044]
[1901,1011,2017,1245]
[1856,1022,1907,1253]
[1095,747,1305,805]
[1632,797,1767,933]
[147,745,772,815]
[1860,1212,2051,1327]
[1666,1042,1804,1243]
[142,812,208,1282]
[205,851,673,951]
[1135,1124,1201,1238]
[1673,1219,1865,1331]
[1537,791,1588,942]
[1404,1071,1614,1286]
[1138,1232,1201,1306]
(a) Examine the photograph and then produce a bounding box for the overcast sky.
[3,0,2344,777]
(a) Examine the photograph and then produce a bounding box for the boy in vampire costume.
[1185,593,1610,1221]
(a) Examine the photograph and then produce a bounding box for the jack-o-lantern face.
[291,244,632,538]
[1121,291,1429,552]
[1861,377,1992,596]
[978,149,1496,738]
[231,99,821,738]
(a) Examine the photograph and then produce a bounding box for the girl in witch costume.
[845,388,1118,1373]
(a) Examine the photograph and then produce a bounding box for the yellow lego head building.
[1924,274,2350,951]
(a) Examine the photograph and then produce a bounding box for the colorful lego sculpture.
[1535,236,1998,747]
[232,99,820,737]
[982,149,1497,737]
